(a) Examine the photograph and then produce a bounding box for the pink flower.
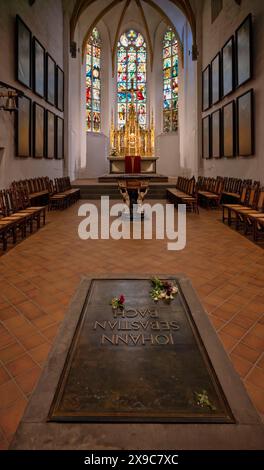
[119,295,125,304]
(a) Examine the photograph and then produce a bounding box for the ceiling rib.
[81,0,123,61]
[70,0,95,44]
[142,0,183,59]
[135,0,153,71]
[112,0,131,74]
[70,0,197,58]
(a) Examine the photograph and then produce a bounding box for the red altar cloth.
[125,156,141,174]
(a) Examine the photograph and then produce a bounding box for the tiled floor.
[0,200,264,449]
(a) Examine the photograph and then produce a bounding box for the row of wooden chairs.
[167,177,199,214]
[11,177,51,205]
[222,184,264,242]
[11,176,80,211]
[197,176,259,208]
[197,177,224,208]
[0,187,46,251]
[49,177,80,210]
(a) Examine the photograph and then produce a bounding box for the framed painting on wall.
[16,95,31,157]
[212,110,221,158]
[33,37,45,98]
[46,53,56,106]
[211,53,221,105]
[235,14,253,88]
[16,15,32,89]
[237,89,254,156]
[56,116,64,159]
[222,36,234,98]
[33,102,45,158]
[202,115,211,159]
[202,65,211,111]
[222,101,236,158]
[46,110,55,159]
[56,66,64,112]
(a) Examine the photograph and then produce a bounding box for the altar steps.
[72,179,176,200]
[98,174,168,183]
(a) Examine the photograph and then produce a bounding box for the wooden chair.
[49,177,80,210]
[198,177,223,209]
[228,185,259,231]
[167,177,199,214]
[222,185,249,225]
[234,188,264,235]
[0,192,18,251]
[253,217,264,242]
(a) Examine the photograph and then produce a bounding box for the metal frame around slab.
[10,274,264,450]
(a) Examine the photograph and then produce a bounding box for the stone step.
[72,183,176,200]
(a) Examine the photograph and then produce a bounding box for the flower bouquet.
[111,294,125,310]
[150,277,178,303]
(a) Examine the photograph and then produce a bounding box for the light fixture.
[0,81,24,113]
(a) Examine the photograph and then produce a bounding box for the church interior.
[0,0,264,451]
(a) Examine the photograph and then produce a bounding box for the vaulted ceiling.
[68,0,198,60]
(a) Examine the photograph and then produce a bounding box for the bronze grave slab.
[49,279,234,423]
[11,275,264,450]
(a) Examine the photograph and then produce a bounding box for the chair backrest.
[247,186,258,207]
[240,186,248,205]
[189,177,196,196]
[0,190,6,217]
[256,188,264,211]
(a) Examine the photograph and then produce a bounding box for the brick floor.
[0,200,263,448]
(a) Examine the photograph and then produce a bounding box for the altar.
[108,155,158,174]
[109,84,157,174]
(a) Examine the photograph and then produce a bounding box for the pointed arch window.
[86,28,101,132]
[117,29,147,129]
[163,28,179,133]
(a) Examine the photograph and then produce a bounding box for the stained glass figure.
[163,28,179,132]
[86,28,101,132]
[117,30,147,129]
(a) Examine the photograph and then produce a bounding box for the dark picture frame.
[211,109,222,158]
[33,102,45,158]
[211,53,221,105]
[222,101,236,158]
[16,15,32,89]
[202,115,211,159]
[16,95,31,157]
[202,65,211,111]
[222,36,234,98]
[33,37,45,98]
[237,89,254,157]
[235,14,253,88]
[56,117,64,159]
[46,53,56,106]
[56,66,64,112]
[46,110,55,159]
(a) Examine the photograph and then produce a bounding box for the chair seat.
[222,192,240,198]
[23,207,45,212]
[199,191,218,197]
[0,220,15,226]
[50,194,67,199]
[247,213,264,219]
[232,206,253,212]
[4,214,28,220]
[29,191,49,199]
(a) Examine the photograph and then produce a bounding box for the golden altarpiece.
[108,96,158,174]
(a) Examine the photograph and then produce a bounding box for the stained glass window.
[163,29,179,133]
[117,30,147,129]
[86,28,101,132]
